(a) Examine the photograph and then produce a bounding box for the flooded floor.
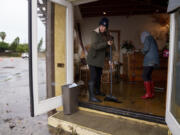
[79,80,166,117]
[0,57,69,135]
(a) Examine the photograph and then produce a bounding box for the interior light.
[103,12,107,15]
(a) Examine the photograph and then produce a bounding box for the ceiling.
[36,0,169,23]
[79,0,168,17]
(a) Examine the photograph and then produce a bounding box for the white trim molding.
[165,12,180,135]
[66,2,74,84]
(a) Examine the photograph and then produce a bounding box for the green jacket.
[87,31,109,68]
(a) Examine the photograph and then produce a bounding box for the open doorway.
[73,0,169,123]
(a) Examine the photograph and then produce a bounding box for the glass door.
[29,0,74,116]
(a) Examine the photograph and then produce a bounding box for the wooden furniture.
[79,65,89,89]
[79,61,120,87]
[79,65,117,84]
[123,52,168,82]
[101,69,116,83]
[101,58,120,83]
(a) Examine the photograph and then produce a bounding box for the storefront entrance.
[29,0,180,134]
[74,0,168,123]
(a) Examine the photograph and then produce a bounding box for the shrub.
[0,42,9,52]
[16,44,29,53]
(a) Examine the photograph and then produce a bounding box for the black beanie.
[99,17,109,29]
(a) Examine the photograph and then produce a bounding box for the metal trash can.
[61,83,80,115]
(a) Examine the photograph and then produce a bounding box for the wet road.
[0,58,60,135]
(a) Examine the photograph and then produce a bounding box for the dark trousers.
[89,65,102,90]
[142,66,154,81]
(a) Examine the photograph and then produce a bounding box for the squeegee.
[104,45,122,103]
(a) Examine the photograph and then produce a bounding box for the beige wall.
[80,14,169,50]
[54,4,66,111]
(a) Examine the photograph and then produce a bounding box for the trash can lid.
[69,83,78,88]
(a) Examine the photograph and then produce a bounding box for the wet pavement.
[0,57,68,135]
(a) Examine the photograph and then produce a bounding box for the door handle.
[57,63,65,68]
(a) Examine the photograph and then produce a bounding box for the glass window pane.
[36,0,67,101]
[37,0,47,100]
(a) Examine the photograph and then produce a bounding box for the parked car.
[21,53,29,58]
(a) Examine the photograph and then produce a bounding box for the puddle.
[2,66,15,69]
[0,72,23,82]
[4,78,12,81]
[0,73,12,82]
[3,118,12,123]
[15,73,21,75]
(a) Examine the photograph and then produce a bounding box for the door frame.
[165,11,180,135]
[28,0,74,117]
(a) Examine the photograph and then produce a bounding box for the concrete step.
[48,108,169,135]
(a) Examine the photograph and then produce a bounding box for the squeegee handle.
[110,46,113,95]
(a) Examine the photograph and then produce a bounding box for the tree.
[9,37,20,52]
[38,38,43,52]
[16,43,29,53]
[13,37,20,45]
[0,42,9,52]
[0,32,6,42]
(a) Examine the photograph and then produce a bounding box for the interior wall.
[74,14,169,75]
[80,14,169,50]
